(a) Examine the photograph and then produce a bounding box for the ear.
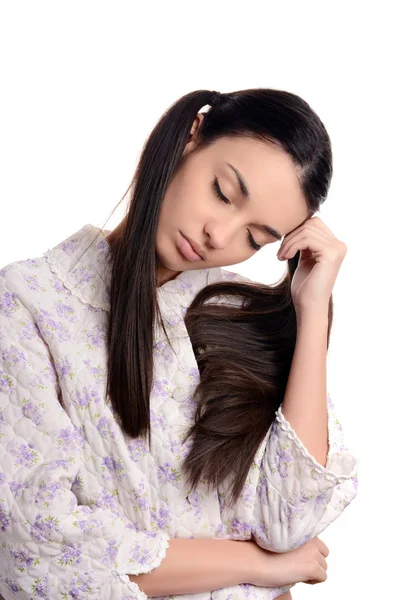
[182,112,205,156]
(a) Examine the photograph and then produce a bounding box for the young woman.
[0,88,357,600]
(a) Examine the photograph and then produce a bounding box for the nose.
[204,221,238,250]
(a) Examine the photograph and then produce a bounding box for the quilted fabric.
[0,224,358,599]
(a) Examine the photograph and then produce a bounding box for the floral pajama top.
[0,224,358,600]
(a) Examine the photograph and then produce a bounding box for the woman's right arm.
[129,538,255,595]
[0,269,168,600]
[129,536,329,596]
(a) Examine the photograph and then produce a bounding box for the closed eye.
[211,176,262,251]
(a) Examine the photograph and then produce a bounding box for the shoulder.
[0,255,58,311]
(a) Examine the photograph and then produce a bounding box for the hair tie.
[211,91,223,107]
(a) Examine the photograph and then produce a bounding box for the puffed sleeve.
[0,271,169,599]
[252,393,358,553]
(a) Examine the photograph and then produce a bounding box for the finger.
[317,539,330,558]
[278,231,331,260]
[319,554,328,571]
[278,218,334,253]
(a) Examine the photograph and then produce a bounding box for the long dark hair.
[93,88,333,508]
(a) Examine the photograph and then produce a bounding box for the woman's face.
[156,113,311,285]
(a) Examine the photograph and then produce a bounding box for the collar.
[43,224,220,313]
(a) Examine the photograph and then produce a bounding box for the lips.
[178,232,204,262]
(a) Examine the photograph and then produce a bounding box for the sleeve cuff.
[276,405,357,482]
[114,528,170,577]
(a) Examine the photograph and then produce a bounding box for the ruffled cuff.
[113,528,170,577]
[264,395,357,506]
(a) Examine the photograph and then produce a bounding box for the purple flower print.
[151,506,171,530]
[153,340,175,365]
[61,237,80,255]
[28,373,46,390]
[1,344,28,369]
[19,319,41,342]
[57,425,85,450]
[8,441,39,468]
[31,574,50,597]
[284,502,304,531]
[35,307,71,343]
[130,481,150,512]
[9,480,28,497]
[72,385,101,409]
[74,515,104,533]
[21,400,44,426]
[274,447,294,479]
[252,522,272,547]
[23,274,41,292]
[45,458,70,471]
[169,437,191,460]
[150,408,170,431]
[184,489,202,521]
[157,462,181,488]
[83,358,104,380]
[163,312,183,328]
[242,482,255,506]
[67,570,96,599]
[257,473,270,505]
[71,265,95,287]
[56,355,73,379]
[39,355,58,384]
[96,416,117,440]
[9,547,36,572]
[239,583,253,598]
[30,513,60,542]
[87,305,101,313]
[0,290,19,316]
[72,474,83,493]
[128,543,155,568]
[0,499,11,531]
[127,437,149,462]
[92,488,121,514]
[53,277,72,297]
[58,543,83,566]
[179,278,194,295]
[34,480,62,507]
[55,301,78,323]
[230,518,251,538]
[101,456,126,481]
[4,578,20,594]
[102,539,118,566]
[152,377,171,398]
[85,324,106,349]
[0,368,14,394]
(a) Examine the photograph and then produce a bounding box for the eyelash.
[211,177,262,251]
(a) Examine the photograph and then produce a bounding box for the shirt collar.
[43,224,220,313]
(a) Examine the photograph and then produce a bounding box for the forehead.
[210,136,310,237]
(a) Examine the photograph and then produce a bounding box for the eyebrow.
[225,162,283,240]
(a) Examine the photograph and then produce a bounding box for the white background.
[0,1,395,598]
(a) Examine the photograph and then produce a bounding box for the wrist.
[242,540,276,585]
[295,307,329,327]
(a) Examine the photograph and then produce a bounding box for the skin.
[106,112,312,286]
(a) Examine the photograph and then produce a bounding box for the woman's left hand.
[277,216,347,314]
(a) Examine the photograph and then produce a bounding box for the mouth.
[177,232,205,262]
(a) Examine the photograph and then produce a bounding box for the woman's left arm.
[251,217,358,553]
[281,309,329,467]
